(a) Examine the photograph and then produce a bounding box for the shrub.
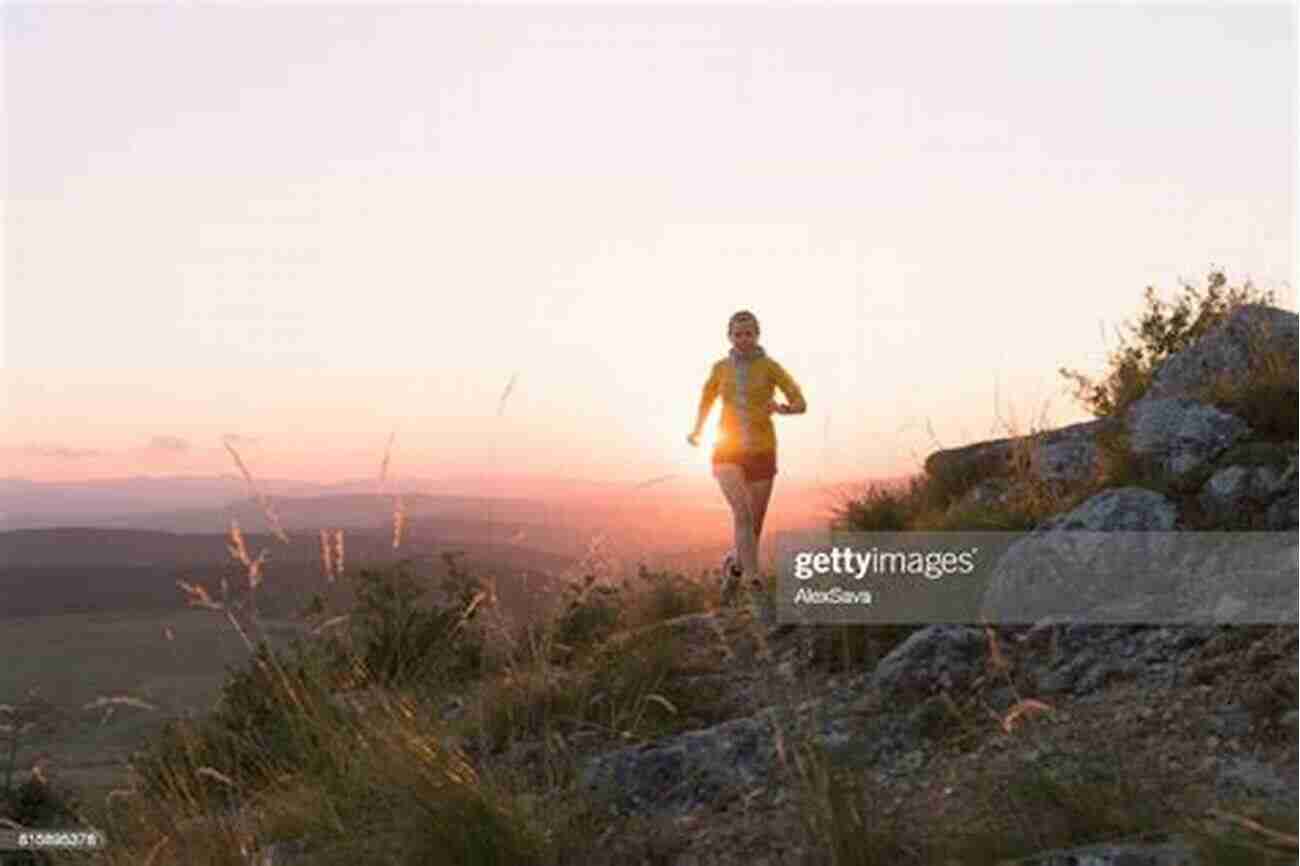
[1196,344,1299,441]
[350,553,488,691]
[1059,270,1276,418]
[624,564,711,629]
[128,639,342,812]
[549,573,623,659]
[831,481,916,531]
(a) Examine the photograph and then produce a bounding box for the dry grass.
[68,424,732,865]
[832,393,1094,534]
[1195,340,1299,442]
[777,616,1296,866]
[10,351,1296,866]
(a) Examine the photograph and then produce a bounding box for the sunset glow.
[3,4,1294,494]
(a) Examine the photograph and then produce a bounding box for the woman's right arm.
[691,363,721,438]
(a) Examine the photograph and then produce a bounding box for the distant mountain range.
[0,472,890,620]
[0,473,699,531]
[0,472,884,571]
[0,471,869,531]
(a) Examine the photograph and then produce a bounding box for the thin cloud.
[147,435,190,452]
[22,443,103,459]
[222,433,260,447]
[632,474,680,489]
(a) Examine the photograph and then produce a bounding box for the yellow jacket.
[698,346,806,458]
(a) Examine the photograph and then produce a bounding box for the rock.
[1213,440,1299,471]
[1147,303,1299,402]
[580,716,778,817]
[979,488,1180,623]
[869,625,986,703]
[1000,833,1202,865]
[1073,658,1137,696]
[962,477,1014,508]
[906,695,953,740]
[1212,594,1250,622]
[1197,463,1291,526]
[1036,667,1076,696]
[1124,398,1251,488]
[1210,703,1252,738]
[249,838,312,866]
[924,418,1121,496]
[1038,487,1180,533]
[1216,756,1300,808]
[1032,430,1105,484]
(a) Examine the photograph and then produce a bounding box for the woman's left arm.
[770,361,807,415]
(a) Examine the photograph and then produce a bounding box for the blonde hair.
[728,310,760,335]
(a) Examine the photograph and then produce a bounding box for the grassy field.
[1,609,310,800]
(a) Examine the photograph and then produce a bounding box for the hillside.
[4,304,1296,865]
[0,521,579,622]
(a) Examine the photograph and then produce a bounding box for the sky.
[3,1,1296,491]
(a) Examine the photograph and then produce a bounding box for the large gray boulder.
[863,626,982,707]
[1198,462,1293,525]
[580,715,780,817]
[979,488,1181,624]
[980,485,1297,624]
[868,625,986,702]
[924,304,1296,502]
[1146,303,1298,402]
[1034,486,1180,533]
[1124,397,1253,488]
[923,417,1120,496]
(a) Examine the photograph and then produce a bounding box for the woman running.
[687,310,807,604]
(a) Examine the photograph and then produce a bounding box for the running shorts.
[711,448,777,482]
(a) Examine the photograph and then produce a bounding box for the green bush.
[1059,270,1276,418]
[832,482,916,531]
[350,553,488,691]
[626,564,711,628]
[548,574,624,660]
[128,639,344,813]
[130,554,491,809]
[1202,375,1299,442]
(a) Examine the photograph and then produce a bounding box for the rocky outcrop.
[925,304,1298,515]
[923,417,1120,498]
[578,619,1298,831]
[581,714,782,818]
[1145,303,1299,401]
[209,306,1299,866]
[978,487,1297,624]
[1200,463,1290,517]
[867,624,986,702]
[1124,398,1252,489]
[580,303,1298,849]
[970,306,1298,624]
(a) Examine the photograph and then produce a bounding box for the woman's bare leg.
[713,463,759,591]
[747,477,775,580]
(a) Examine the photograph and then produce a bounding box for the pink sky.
[5,5,1295,491]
